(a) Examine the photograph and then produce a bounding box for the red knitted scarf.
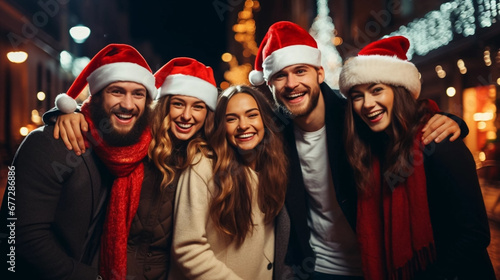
[81,102,152,279]
[356,133,435,280]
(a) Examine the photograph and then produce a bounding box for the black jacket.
[279,83,357,273]
[0,125,112,279]
[418,138,495,279]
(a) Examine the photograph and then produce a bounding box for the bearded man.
[0,44,156,280]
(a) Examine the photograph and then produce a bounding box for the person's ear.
[317,66,325,84]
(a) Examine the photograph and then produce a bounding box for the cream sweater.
[169,155,275,280]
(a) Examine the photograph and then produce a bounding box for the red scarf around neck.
[356,133,435,280]
[81,101,152,279]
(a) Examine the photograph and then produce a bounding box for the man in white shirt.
[249,21,465,280]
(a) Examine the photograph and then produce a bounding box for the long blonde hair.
[148,95,214,189]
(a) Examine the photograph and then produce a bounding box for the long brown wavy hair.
[148,95,214,189]
[344,85,434,192]
[208,85,288,245]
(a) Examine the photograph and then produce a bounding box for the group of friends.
[0,21,496,280]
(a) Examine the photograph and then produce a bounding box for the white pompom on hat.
[154,57,218,111]
[249,21,322,86]
[55,44,157,113]
[339,36,421,99]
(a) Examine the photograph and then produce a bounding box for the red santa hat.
[55,44,157,113]
[339,36,421,98]
[154,57,218,111]
[249,21,322,86]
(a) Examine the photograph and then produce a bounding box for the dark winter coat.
[126,161,175,280]
[0,125,112,280]
[416,138,495,279]
[39,107,176,279]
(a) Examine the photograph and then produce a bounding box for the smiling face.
[168,95,208,141]
[89,81,150,146]
[225,93,265,152]
[350,83,395,133]
[268,64,324,118]
[101,81,147,134]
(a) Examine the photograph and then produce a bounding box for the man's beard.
[274,87,320,119]
[89,103,150,147]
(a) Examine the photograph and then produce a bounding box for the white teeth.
[116,114,132,119]
[287,92,305,98]
[367,110,383,118]
[236,133,253,139]
[177,123,193,128]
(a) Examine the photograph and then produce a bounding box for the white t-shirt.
[294,125,362,276]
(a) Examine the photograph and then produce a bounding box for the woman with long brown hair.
[170,85,288,279]
[340,36,495,280]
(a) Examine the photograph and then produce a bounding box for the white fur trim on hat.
[87,62,157,99]
[249,70,265,86]
[55,93,78,113]
[339,55,421,98]
[158,74,218,111]
[262,45,321,82]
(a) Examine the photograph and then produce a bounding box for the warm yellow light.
[436,66,446,78]
[473,112,494,121]
[7,51,28,63]
[20,127,29,136]
[484,48,492,66]
[479,151,486,161]
[234,34,244,42]
[238,11,252,19]
[242,49,252,57]
[332,37,343,46]
[478,121,487,130]
[446,87,456,97]
[221,53,233,62]
[220,81,230,90]
[232,24,244,33]
[37,91,46,101]
[31,110,42,124]
[497,78,500,86]
[487,130,497,140]
[31,115,41,124]
[457,59,467,74]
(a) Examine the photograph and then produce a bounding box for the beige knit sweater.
[168,154,275,280]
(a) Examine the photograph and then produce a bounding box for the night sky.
[128,0,229,81]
